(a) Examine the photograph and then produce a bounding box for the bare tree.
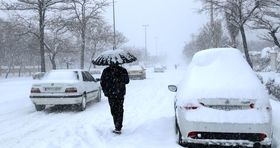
[86,19,128,70]
[0,18,38,78]
[199,0,222,48]
[44,16,69,69]
[62,0,109,69]
[183,21,228,59]
[0,0,64,72]
[225,4,239,48]
[212,0,268,68]
[252,0,280,48]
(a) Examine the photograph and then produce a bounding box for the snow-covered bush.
[257,74,280,101]
[251,50,271,72]
[265,79,280,101]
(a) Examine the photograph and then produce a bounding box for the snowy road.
[0,68,184,148]
[0,68,279,148]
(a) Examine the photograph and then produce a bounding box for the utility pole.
[154,36,158,57]
[142,24,149,61]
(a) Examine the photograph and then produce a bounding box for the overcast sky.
[0,0,208,65]
[103,0,208,64]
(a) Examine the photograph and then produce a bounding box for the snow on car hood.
[176,48,270,106]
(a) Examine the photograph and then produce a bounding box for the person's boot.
[112,129,121,134]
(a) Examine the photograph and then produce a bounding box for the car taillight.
[188,132,198,138]
[249,103,255,108]
[65,87,77,93]
[258,133,267,141]
[184,104,199,110]
[266,106,271,111]
[31,88,41,93]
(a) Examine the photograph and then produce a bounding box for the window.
[85,72,95,81]
[82,72,89,81]
[82,71,95,82]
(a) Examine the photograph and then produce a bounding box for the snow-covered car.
[153,65,165,73]
[127,65,146,80]
[32,72,45,80]
[89,68,102,75]
[168,48,272,147]
[30,69,101,111]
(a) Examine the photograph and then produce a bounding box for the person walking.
[100,63,129,134]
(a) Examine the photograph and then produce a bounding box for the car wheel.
[96,88,101,102]
[260,145,271,148]
[79,94,86,111]
[34,104,45,111]
[175,119,187,147]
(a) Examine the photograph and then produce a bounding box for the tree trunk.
[39,2,46,72]
[18,65,22,77]
[240,25,253,68]
[5,67,11,79]
[270,30,280,49]
[5,64,12,79]
[80,4,86,69]
[48,53,57,70]
[81,29,85,69]
[232,37,237,48]
[51,58,56,70]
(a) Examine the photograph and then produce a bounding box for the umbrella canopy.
[92,49,137,65]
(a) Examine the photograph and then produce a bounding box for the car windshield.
[42,71,78,81]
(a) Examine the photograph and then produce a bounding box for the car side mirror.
[168,85,177,92]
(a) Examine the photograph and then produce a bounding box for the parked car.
[30,69,101,111]
[32,72,45,80]
[153,64,165,73]
[89,68,102,75]
[168,48,272,147]
[127,65,146,80]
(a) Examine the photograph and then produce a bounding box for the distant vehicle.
[153,65,165,73]
[30,69,101,111]
[32,72,45,80]
[168,48,272,148]
[89,68,102,75]
[127,65,146,80]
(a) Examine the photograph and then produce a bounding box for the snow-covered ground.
[0,67,279,148]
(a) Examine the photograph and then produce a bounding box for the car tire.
[35,104,45,111]
[79,94,86,111]
[96,88,101,102]
[175,119,187,147]
[261,145,271,148]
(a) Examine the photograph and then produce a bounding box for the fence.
[0,65,41,77]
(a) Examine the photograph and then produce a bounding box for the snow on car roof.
[41,69,79,82]
[177,48,269,105]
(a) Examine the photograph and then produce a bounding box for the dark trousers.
[108,97,124,131]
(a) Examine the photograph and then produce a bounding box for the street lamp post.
[142,24,149,61]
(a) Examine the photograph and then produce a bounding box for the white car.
[168,48,272,148]
[127,65,146,80]
[154,65,165,73]
[30,69,101,111]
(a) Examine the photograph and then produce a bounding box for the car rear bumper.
[30,95,83,105]
[129,74,146,79]
[178,118,272,146]
[185,139,271,147]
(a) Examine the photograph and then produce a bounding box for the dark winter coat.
[100,64,129,98]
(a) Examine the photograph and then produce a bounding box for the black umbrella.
[92,49,137,66]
